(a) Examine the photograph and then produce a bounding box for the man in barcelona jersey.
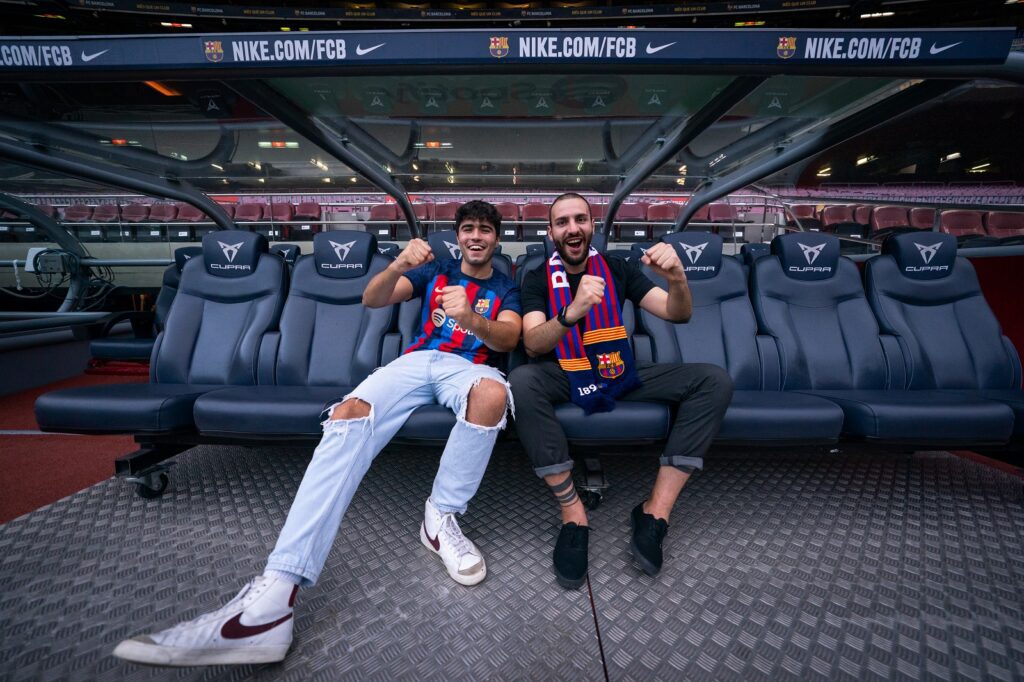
[113,200,522,667]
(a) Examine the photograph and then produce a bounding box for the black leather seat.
[866,232,1023,437]
[90,246,201,361]
[636,232,844,444]
[751,232,1013,445]
[193,231,398,438]
[36,231,287,435]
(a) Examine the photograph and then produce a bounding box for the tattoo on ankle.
[549,476,579,507]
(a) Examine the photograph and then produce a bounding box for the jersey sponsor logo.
[431,308,447,327]
[776,36,797,59]
[226,38,347,63]
[489,36,510,58]
[518,35,636,59]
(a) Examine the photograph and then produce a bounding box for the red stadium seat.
[235,202,268,222]
[521,202,548,241]
[788,203,823,231]
[589,203,606,222]
[648,202,680,239]
[871,206,908,232]
[294,202,322,220]
[614,203,648,242]
[940,210,985,237]
[432,201,460,234]
[985,212,1024,242]
[854,205,873,226]
[62,204,94,222]
[120,203,150,223]
[149,203,179,223]
[174,204,208,222]
[494,202,520,241]
[708,203,744,239]
[35,204,59,219]
[271,203,294,222]
[908,207,936,230]
[90,204,120,223]
[369,203,399,239]
[217,203,237,219]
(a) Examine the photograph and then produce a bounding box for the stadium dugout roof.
[0,26,1020,238]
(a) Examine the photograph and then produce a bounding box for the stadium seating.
[90,246,201,361]
[853,205,872,228]
[789,204,822,231]
[940,209,997,247]
[869,205,915,241]
[636,232,844,443]
[369,203,399,240]
[433,202,459,232]
[290,201,323,241]
[36,231,287,434]
[494,202,521,241]
[908,207,936,230]
[865,232,1022,437]
[708,203,743,240]
[192,231,398,438]
[985,211,1024,244]
[820,205,865,239]
[648,202,680,240]
[750,232,1013,444]
[614,203,649,243]
[521,202,549,241]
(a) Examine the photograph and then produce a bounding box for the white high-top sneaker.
[112,575,296,666]
[420,498,487,586]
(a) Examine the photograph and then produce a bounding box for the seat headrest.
[173,246,202,273]
[270,243,301,264]
[883,231,957,280]
[201,230,267,278]
[629,242,655,260]
[661,231,722,281]
[313,231,377,279]
[526,242,545,256]
[427,230,464,262]
[772,232,840,281]
[377,242,399,257]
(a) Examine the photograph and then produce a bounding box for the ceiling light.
[412,162,419,171]
[210,163,224,171]
[447,175,455,184]
[258,178,265,183]
[940,152,961,163]
[323,177,332,183]
[350,177,358,182]
[160,21,192,28]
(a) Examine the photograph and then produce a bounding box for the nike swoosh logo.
[929,41,962,55]
[356,43,385,56]
[424,523,440,550]
[220,612,293,640]
[80,49,109,63]
[645,42,675,55]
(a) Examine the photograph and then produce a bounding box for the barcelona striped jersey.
[404,259,522,365]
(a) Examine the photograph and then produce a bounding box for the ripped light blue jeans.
[266,350,513,586]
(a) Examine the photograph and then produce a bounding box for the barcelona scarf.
[547,248,641,415]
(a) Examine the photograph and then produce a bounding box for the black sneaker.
[553,523,589,589]
[630,503,668,576]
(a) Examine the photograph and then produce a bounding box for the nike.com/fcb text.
[518,36,636,58]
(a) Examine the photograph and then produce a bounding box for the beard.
[555,232,592,267]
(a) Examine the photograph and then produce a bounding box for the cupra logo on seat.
[443,240,462,259]
[218,241,243,262]
[914,242,942,264]
[682,242,708,264]
[798,242,825,265]
[330,240,356,261]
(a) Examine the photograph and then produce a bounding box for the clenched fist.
[393,238,434,274]
[641,242,686,282]
[566,274,605,323]
[436,285,472,326]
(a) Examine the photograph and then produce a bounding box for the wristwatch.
[557,305,575,328]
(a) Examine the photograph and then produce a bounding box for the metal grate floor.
[1,444,1023,681]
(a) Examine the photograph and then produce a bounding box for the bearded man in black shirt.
[509,193,732,589]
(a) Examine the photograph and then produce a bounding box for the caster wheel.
[578,489,603,510]
[135,472,169,499]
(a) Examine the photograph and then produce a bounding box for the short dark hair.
[549,193,591,225]
[455,200,502,233]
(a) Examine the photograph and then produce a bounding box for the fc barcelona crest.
[776,36,797,60]
[204,40,225,63]
[597,351,625,379]
[489,36,510,58]
[474,298,491,315]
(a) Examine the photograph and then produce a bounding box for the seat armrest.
[633,333,653,366]
[1004,335,1023,388]
[755,335,781,390]
[380,332,402,366]
[879,334,907,389]
[258,332,280,384]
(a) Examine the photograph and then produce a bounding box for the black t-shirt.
[521,254,657,363]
